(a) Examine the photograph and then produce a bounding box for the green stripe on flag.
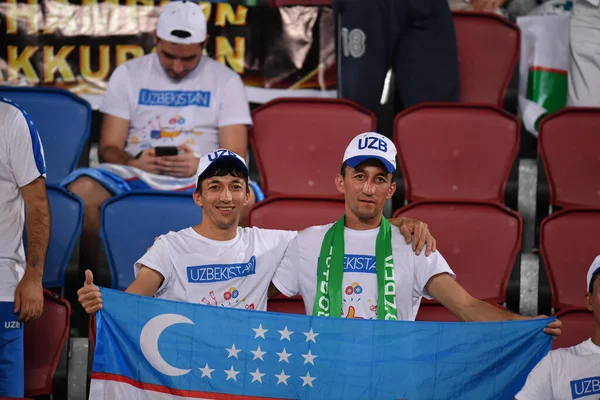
[526,68,568,115]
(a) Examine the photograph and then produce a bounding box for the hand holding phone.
[155,145,200,178]
[154,146,179,157]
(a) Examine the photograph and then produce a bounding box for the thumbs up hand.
[77,270,103,314]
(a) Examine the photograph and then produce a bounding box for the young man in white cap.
[0,97,50,396]
[515,255,600,400]
[272,132,563,336]
[78,148,435,313]
[63,0,259,279]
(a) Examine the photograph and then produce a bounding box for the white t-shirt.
[0,98,46,300]
[100,53,252,158]
[134,227,297,311]
[516,338,600,400]
[272,224,455,320]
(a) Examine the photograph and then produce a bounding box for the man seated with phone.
[61,1,260,279]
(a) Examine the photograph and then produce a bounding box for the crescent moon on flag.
[140,313,194,376]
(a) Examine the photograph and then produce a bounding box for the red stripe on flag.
[91,372,287,400]
[528,66,568,75]
[173,183,196,192]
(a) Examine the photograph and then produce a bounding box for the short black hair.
[590,272,599,294]
[196,162,248,194]
[340,161,348,177]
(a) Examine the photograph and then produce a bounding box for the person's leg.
[393,0,460,112]
[0,301,24,397]
[334,0,394,112]
[567,0,600,106]
[67,177,113,275]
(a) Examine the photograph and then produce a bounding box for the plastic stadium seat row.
[0,87,91,185]
[251,99,521,209]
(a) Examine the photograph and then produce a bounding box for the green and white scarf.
[313,215,398,320]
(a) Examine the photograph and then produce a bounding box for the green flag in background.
[517,13,570,136]
[526,66,568,120]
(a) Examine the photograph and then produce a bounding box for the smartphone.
[154,146,179,157]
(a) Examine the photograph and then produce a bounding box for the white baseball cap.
[587,255,600,293]
[157,1,207,45]
[197,149,249,179]
[343,132,397,173]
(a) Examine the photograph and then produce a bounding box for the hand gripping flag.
[90,289,553,400]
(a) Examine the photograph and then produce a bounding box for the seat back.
[0,87,91,185]
[393,200,522,304]
[415,303,459,322]
[100,191,201,291]
[44,185,83,288]
[540,208,600,309]
[394,103,519,203]
[267,295,306,315]
[452,11,520,106]
[251,98,375,197]
[248,195,345,231]
[552,308,593,350]
[539,108,600,208]
[24,290,71,397]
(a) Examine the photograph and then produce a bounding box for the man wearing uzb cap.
[77,146,436,313]
[78,149,292,311]
[63,0,259,281]
[515,255,600,400]
[272,132,562,336]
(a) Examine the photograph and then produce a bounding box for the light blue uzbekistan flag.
[90,288,553,400]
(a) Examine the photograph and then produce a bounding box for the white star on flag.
[303,328,319,343]
[302,350,318,365]
[251,345,267,361]
[275,369,290,385]
[199,363,214,379]
[300,371,316,387]
[277,326,294,341]
[226,344,241,359]
[249,367,265,383]
[253,323,268,339]
[276,348,292,363]
[224,366,240,381]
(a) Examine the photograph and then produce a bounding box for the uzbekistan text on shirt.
[571,376,600,399]
[138,89,211,108]
[186,254,375,284]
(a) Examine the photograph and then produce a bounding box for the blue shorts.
[60,168,265,201]
[0,302,24,397]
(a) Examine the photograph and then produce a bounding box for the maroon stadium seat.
[552,308,593,350]
[394,103,519,203]
[248,195,345,231]
[415,303,459,322]
[250,98,375,197]
[267,295,306,315]
[539,108,600,208]
[24,289,71,397]
[393,200,522,305]
[249,196,345,315]
[452,11,520,107]
[540,208,600,309]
